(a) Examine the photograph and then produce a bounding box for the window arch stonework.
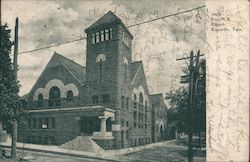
[96,54,106,63]
[33,79,79,100]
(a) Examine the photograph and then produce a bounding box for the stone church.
[17,11,168,149]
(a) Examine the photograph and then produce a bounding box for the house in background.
[17,11,168,150]
[150,93,168,142]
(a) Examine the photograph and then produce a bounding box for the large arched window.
[49,86,61,107]
[37,94,44,107]
[139,93,143,111]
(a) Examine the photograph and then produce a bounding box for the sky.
[1,0,205,99]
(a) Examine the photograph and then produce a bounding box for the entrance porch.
[79,112,114,139]
[25,105,116,145]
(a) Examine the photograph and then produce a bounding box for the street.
[121,140,205,162]
[123,141,188,162]
[1,141,205,162]
[1,150,108,162]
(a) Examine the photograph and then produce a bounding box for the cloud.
[2,0,205,96]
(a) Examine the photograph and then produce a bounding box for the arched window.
[105,29,109,40]
[133,94,137,109]
[145,100,148,112]
[96,32,100,43]
[96,54,106,81]
[139,93,143,111]
[101,31,104,42]
[92,33,95,44]
[121,96,125,108]
[124,57,128,84]
[66,90,73,101]
[49,86,61,107]
[139,93,143,103]
[37,94,43,107]
[109,28,112,40]
[38,94,43,100]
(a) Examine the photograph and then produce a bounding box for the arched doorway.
[49,86,61,107]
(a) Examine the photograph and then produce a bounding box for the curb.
[0,144,119,162]
[0,140,176,161]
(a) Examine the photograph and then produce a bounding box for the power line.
[127,5,205,28]
[16,5,205,55]
[17,38,85,54]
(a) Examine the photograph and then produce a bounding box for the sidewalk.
[0,139,175,161]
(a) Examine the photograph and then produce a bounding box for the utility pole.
[193,50,202,149]
[13,18,18,77]
[177,50,202,162]
[11,17,18,159]
[188,51,194,162]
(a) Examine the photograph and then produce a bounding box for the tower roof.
[85,11,133,38]
[86,11,121,30]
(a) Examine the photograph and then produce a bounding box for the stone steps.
[60,136,104,153]
[192,136,206,148]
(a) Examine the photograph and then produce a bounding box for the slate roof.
[131,61,142,81]
[87,11,121,29]
[150,93,163,104]
[53,52,86,84]
[20,93,28,100]
[85,11,133,38]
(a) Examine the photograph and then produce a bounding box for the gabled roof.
[85,11,133,38]
[86,11,121,30]
[27,52,86,100]
[20,93,28,100]
[53,52,86,84]
[131,61,142,81]
[150,93,163,104]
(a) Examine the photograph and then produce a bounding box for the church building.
[18,11,167,149]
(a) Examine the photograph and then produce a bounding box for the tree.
[166,59,206,136]
[0,24,25,159]
[166,86,189,133]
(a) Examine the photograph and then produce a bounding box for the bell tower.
[85,11,133,109]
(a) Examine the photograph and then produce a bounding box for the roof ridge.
[54,52,85,69]
[60,62,84,86]
[131,60,142,63]
[150,93,163,96]
[86,10,121,30]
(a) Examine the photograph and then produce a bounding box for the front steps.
[60,136,104,153]
[193,134,206,148]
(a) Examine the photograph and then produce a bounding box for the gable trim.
[27,58,52,99]
[61,62,84,86]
